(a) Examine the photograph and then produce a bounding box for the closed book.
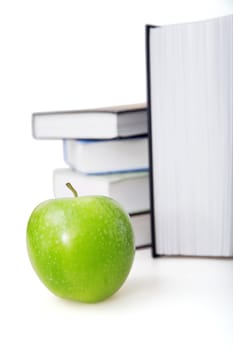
[63,136,149,175]
[147,15,233,257]
[32,103,147,139]
[53,168,150,214]
[130,212,151,249]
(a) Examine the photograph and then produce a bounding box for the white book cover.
[63,136,149,174]
[130,212,151,249]
[53,168,150,215]
[147,15,233,257]
[32,103,147,139]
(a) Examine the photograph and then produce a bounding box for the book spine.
[146,25,159,258]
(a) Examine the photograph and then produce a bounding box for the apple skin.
[26,195,135,303]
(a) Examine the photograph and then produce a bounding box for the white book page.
[149,15,233,256]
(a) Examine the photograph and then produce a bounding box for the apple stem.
[66,182,78,197]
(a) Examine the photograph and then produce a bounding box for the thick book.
[147,15,233,257]
[63,136,149,175]
[53,168,150,214]
[32,103,147,139]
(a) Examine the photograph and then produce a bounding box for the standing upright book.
[147,15,233,257]
[32,103,147,139]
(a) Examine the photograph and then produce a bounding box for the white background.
[0,1,233,349]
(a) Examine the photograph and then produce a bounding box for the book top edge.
[65,135,148,143]
[32,103,147,117]
[55,168,149,182]
[147,13,233,31]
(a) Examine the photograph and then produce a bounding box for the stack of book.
[32,15,233,258]
[32,103,151,249]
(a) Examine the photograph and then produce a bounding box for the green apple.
[26,183,135,303]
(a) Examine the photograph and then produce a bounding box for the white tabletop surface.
[2,245,232,350]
